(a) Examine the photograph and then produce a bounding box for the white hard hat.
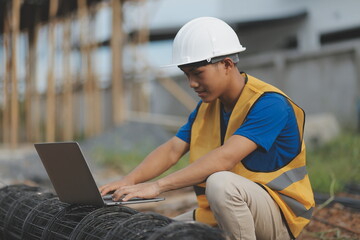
[167,17,246,67]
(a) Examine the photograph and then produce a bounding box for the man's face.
[180,63,227,103]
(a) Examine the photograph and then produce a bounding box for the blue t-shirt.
[176,93,301,172]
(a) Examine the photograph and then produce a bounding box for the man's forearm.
[126,137,189,184]
[156,147,227,192]
[126,147,174,184]
[156,135,257,193]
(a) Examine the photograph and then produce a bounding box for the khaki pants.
[174,171,291,240]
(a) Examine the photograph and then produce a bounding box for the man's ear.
[223,58,235,70]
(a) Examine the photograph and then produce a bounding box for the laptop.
[34,142,165,206]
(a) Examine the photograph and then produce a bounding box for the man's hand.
[112,181,161,202]
[99,177,134,196]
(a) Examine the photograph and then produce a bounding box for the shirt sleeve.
[234,93,290,152]
[175,101,202,143]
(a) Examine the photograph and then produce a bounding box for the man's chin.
[201,97,216,103]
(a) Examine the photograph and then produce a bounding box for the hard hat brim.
[161,48,246,68]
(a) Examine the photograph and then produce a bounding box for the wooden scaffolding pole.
[10,0,21,148]
[111,0,125,125]
[131,0,150,113]
[2,10,10,146]
[62,16,74,140]
[89,9,102,135]
[46,0,58,142]
[78,0,100,137]
[25,23,40,142]
[90,71,102,135]
[157,77,197,111]
[77,0,88,137]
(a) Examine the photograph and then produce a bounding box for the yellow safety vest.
[189,74,315,238]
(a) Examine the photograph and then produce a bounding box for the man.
[100,17,315,240]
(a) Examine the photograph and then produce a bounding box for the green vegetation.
[93,145,189,178]
[307,131,360,194]
[94,148,148,174]
[95,132,360,194]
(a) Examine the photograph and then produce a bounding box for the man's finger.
[122,192,137,202]
[99,187,107,195]
[100,186,112,196]
[113,188,129,201]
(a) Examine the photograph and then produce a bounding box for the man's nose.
[189,77,199,88]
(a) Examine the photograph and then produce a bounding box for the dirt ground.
[132,188,360,240]
[299,201,360,240]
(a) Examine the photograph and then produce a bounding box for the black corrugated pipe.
[0,184,227,240]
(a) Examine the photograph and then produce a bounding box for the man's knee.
[206,171,252,204]
[206,171,237,203]
[206,172,227,208]
[207,171,227,189]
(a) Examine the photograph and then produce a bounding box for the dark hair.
[178,53,240,69]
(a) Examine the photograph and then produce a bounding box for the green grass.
[307,131,360,194]
[92,145,189,178]
[94,148,149,174]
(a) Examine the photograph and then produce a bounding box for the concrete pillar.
[354,44,360,132]
[297,18,320,52]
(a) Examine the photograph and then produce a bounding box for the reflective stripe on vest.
[278,193,314,220]
[267,166,307,192]
[266,166,314,220]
